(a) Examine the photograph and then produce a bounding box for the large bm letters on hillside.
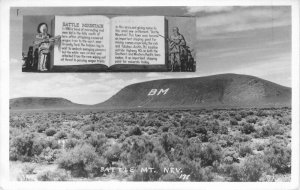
[148,88,169,96]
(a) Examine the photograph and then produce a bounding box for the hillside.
[10,74,291,110]
[96,73,291,109]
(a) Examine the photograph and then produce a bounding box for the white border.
[0,0,299,190]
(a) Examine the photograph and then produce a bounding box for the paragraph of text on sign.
[114,25,161,65]
[60,22,107,64]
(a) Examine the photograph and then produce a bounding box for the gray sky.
[10,6,291,104]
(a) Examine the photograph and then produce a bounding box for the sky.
[9,6,291,105]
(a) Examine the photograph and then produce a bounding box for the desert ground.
[10,107,291,181]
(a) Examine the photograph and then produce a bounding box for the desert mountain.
[10,74,291,110]
[97,73,291,109]
[10,97,85,110]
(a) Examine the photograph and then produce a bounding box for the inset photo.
[22,14,196,72]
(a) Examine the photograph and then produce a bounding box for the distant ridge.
[9,97,85,110]
[10,74,291,110]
